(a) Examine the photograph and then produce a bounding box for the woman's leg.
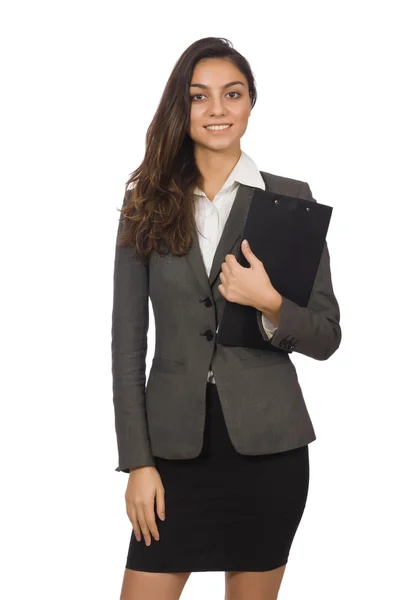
[120,569,191,600]
[225,564,287,600]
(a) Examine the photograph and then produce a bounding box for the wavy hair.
[117,37,257,261]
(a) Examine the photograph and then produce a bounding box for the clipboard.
[216,188,333,350]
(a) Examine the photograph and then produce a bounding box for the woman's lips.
[204,124,233,132]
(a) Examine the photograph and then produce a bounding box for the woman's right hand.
[125,466,165,546]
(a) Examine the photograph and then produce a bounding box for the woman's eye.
[190,92,241,101]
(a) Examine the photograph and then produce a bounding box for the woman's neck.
[195,145,241,201]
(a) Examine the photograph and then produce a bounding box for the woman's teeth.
[205,124,232,131]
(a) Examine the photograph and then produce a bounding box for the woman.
[112,37,342,600]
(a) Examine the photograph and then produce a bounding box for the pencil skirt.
[125,381,310,573]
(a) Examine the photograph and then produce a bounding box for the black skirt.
[125,382,310,573]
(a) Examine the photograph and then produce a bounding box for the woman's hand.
[218,239,281,313]
[125,466,165,546]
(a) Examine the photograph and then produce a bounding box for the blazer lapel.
[185,182,256,293]
[184,226,213,297]
[208,183,255,288]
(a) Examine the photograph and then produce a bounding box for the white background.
[1,1,396,598]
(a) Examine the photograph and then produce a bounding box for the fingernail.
[242,239,248,246]
[160,513,165,520]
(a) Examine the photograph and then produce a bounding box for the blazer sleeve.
[111,189,156,473]
[256,181,342,361]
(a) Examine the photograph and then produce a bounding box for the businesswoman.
[112,37,342,600]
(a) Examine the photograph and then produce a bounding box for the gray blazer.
[111,172,342,472]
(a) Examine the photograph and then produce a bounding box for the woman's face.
[188,58,252,152]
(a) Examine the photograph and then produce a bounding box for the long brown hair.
[117,37,258,261]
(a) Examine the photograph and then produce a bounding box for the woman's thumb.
[156,486,166,520]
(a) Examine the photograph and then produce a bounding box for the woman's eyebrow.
[189,81,245,90]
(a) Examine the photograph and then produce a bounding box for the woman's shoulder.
[259,170,313,200]
[259,169,308,189]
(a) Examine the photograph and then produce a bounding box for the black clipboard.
[216,188,333,349]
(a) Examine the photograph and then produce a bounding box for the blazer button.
[203,297,212,308]
[203,329,214,341]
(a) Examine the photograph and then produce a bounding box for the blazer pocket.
[238,350,290,369]
[150,356,186,374]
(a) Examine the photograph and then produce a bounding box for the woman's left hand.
[218,239,280,312]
